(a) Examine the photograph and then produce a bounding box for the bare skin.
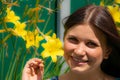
[59,24,115,80]
[59,71,115,80]
[22,24,116,80]
[22,58,44,80]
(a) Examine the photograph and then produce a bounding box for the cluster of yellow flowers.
[41,33,64,62]
[1,7,64,62]
[100,0,120,23]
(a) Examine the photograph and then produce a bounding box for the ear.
[104,47,112,59]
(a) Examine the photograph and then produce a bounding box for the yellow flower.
[4,8,20,24]
[24,30,43,48]
[107,5,120,23]
[100,0,104,6]
[41,33,64,62]
[115,0,120,4]
[13,21,27,38]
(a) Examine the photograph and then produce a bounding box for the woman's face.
[64,24,109,73]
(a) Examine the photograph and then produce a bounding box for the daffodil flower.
[13,21,27,38]
[41,33,64,62]
[24,30,43,48]
[100,0,104,6]
[4,8,20,24]
[107,5,120,23]
[115,0,120,4]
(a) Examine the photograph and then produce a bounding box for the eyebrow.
[68,34,100,44]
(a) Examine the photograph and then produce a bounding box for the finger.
[31,58,44,69]
[25,58,41,66]
[28,58,43,65]
[39,63,44,70]
[29,59,44,72]
[28,60,44,75]
[37,62,44,74]
[23,58,44,76]
[29,66,34,76]
[37,64,44,79]
[33,58,44,65]
[33,62,44,74]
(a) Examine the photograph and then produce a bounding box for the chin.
[69,64,91,74]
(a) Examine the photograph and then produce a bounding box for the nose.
[74,43,86,56]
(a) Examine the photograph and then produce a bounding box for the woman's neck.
[59,69,114,80]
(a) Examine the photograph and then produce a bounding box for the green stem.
[44,59,53,78]
[5,37,17,80]
[9,58,17,80]
[1,45,5,80]
[1,34,12,44]
[8,48,21,80]
[13,49,21,80]
[17,50,27,80]
[42,15,51,33]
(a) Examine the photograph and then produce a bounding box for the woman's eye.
[67,37,78,44]
[86,41,98,48]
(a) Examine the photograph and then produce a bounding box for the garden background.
[0,0,120,80]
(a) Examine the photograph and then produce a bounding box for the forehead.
[65,24,107,43]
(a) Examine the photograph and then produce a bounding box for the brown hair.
[63,5,120,77]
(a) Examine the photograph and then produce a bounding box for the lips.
[72,56,89,64]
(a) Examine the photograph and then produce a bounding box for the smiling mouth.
[72,57,89,63]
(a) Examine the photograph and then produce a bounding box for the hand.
[22,58,44,80]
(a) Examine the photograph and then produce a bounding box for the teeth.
[73,57,88,62]
[73,58,80,62]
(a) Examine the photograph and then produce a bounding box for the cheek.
[88,48,104,63]
[64,41,72,53]
[63,41,73,62]
[63,43,70,58]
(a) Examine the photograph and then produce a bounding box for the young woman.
[22,5,120,80]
